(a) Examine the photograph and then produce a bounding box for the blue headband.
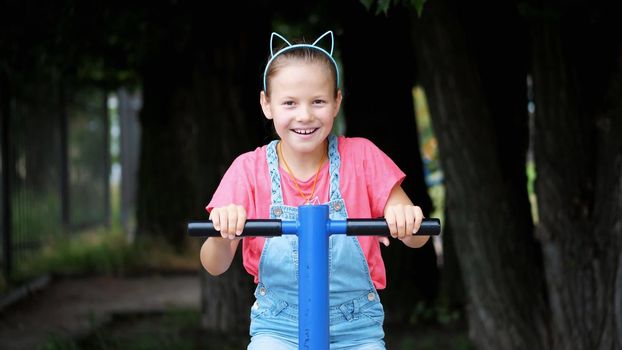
[262,30,340,92]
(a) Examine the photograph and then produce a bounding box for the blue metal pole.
[298,205,330,350]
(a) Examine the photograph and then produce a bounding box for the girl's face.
[260,62,342,159]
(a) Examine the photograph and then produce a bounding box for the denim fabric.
[248,135,385,350]
[248,334,297,350]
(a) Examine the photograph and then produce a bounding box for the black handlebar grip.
[188,218,441,237]
[187,220,283,237]
[346,218,441,236]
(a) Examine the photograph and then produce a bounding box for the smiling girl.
[200,31,428,350]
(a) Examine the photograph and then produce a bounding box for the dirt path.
[0,274,200,350]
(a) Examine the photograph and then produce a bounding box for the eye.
[282,100,295,107]
[313,99,327,105]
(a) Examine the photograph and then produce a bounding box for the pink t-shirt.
[206,136,405,290]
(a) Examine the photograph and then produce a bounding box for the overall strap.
[327,135,343,202]
[266,140,284,205]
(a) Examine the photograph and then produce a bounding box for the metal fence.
[0,76,115,278]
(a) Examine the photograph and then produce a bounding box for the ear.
[260,91,273,120]
[312,31,334,56]
[333,90,343,118]
[270,32,292,57]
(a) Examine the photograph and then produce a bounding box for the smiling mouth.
[292,128,318,135]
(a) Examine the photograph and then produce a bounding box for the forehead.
[270,62,333,91]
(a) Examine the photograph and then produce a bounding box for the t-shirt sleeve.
[205,153,256,218]
[360,138,406,218]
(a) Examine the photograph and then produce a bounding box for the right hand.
[209,204,247,240]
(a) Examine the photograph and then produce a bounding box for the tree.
[412,0,622,348]
[528,1,622,348]
[412,0,550,348]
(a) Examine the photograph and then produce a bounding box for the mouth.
[292,128,319,135]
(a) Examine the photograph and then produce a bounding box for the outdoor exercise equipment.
[188,204,441,350]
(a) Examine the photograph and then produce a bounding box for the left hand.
[383,204,424,243]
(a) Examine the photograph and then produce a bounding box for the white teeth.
[293,128,317,135]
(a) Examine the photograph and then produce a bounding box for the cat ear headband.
[262,30,340,92]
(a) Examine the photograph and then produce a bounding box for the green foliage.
[11,228,135,284]
[67,88,108,227]
[11,189,63,242]
[7,224,198,290]
[38,334,80,350]
[526,159,539,223]
[413,86,445,220]
[360,0,427,16]
[409,300,461,326]
[1,1,142,89]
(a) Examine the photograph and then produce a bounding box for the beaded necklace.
[277,141,326,204]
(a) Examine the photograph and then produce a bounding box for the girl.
[200,31,428,350]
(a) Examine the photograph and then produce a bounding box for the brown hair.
[264,45,339,98]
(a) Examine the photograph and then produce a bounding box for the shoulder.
[338,136,380,148]
[337,136,383,156]
[337,136,399,172]
[221,144,272,183]
[230,144,270,168]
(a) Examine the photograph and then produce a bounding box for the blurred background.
[1,0,621,349]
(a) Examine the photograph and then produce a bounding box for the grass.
[12,228,134,280]
[2,226,200,293]
[10,189,63,243]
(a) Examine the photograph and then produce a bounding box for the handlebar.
[189,205,441,350]
[188,218,441,237]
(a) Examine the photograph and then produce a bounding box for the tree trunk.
[134,3,271,332]
[437,211,466,310]
[412,0,551,348]
[529,2,622,348]
[191,9,272,333]
[136,47,197,248]
[337,1,438,326]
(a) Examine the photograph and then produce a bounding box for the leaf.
[412,0,427,17]
[377,0,392,15]
[360,0,375,11]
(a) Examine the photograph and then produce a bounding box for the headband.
[262,30,340,92]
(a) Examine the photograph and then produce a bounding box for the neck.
[279,141,327,180]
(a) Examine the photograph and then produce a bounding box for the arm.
[199,204,246,276]
[383,185,429,248]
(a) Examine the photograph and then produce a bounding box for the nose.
[296,105,313,122]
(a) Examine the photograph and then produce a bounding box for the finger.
[405,206,415,237]
[227,204,237,239]
[385,209,398,238]
[217,209,228,239]
[236,206,246,235]
[379,237,390,247]
[413,206,424,234]
[394,204,406,239]
[210,209,219,230]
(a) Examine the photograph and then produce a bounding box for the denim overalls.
[248,135,386,350]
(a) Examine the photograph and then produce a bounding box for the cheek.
[321,109,338,121]
[272,117,290,131]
